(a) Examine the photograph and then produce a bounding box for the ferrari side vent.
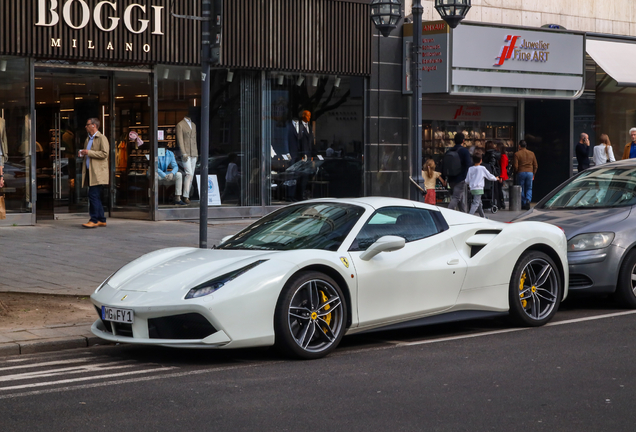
[474,229,501,235]
[148,313,217,340]
[470,245,485,258]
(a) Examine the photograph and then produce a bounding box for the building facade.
[0,0,371,226]
[369,1,636,202]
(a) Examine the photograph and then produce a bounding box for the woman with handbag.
[593,134,616,166]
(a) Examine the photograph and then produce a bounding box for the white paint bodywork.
[91,197,568,349]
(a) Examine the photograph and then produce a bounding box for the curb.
[0,334,110,357]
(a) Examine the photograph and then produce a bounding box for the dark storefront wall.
[524,99,572,202]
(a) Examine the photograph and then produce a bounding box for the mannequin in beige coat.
[79,118,109,228]
[176,117,198,203]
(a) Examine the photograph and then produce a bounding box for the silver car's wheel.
[509,251,562,326]
[275,271,347,359]
[615,250,636,308]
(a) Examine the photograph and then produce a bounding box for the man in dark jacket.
[447,132,472,213]
[575,133,590,172]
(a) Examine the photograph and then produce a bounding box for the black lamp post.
[370,0,403,38]
[434,0,471,29]
[371,0,470,201]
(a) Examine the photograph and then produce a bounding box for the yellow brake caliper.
[519,272,528,308]
[320,290,332,333]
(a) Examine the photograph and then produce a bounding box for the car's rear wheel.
[615,249,636,308]
[274,271,347,359]
[508,251,562,326]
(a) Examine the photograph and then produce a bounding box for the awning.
[586,39,636,87]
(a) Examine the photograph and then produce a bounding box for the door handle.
[447,259,459,265]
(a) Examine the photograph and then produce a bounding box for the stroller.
[477,149,501,213]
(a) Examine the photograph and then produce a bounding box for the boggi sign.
[35,0,166,54]
[36,0,165,34]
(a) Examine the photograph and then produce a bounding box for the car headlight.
[95,267,123,293]
[567,232,615,252]
[185,260,268,299]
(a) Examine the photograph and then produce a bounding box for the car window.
[542,167,636,209]
[218,203,365,251]
[349,207,440,251]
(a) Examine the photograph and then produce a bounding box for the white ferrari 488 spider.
[91,197,568,359]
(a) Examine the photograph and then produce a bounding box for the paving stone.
[2,331,41,342]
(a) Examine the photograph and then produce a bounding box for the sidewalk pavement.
[0,208,527,357]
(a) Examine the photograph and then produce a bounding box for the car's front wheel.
[274,271,347,359]
[508,251,562,326]
[615,249,636,308]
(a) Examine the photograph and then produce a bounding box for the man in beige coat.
[176,117,198,203]
[79,118,109,228]
[0,117,8,190]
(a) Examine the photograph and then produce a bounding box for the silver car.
[515,159,636,307]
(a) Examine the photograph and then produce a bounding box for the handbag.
[0,194,6,220]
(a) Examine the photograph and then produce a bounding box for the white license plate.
[101,306,134,324]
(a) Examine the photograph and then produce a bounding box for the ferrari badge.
[340,257,349,268]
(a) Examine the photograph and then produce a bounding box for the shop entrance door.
[35,70,111,220]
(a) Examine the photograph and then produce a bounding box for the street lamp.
[370,0,470,200]
[434,0,471,29]
[370,0,403,38]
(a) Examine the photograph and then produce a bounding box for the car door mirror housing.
[359,235,406,261]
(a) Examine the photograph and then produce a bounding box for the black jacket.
[575,142,590,171]
[299,122,313,158]
[287,121,300,161]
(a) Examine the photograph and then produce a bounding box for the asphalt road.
[1,296,635,432]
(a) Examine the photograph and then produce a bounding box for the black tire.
[491,205,498,214]
[274,271,347,360]
[614,250,636,308]
[508,251,562,327]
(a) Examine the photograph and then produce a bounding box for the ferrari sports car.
[91,197,568,359]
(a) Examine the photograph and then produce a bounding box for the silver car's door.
[347,207,467,328]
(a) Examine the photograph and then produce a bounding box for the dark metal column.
[199,0,211,248]
[410,0,424,201]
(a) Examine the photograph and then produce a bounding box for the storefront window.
[0,57,31,214]
[595,66,636,161]
[154,66,202,209]
[265,74,364,203]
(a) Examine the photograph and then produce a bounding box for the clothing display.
[176,117,198,159]
[0,117,7,167]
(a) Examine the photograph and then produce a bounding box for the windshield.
[218,202,365,251]
[542,167,636,209]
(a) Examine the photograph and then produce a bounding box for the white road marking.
[0,362,278,400]
[0,362,138,383]
[545,310,636,326]
[0,357,107,372]
[0,366,177,392]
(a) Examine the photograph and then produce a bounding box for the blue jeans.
[88,185,106,223]
[518,172,533,205]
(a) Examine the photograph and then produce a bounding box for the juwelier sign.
[0,0,201,65]
[403,22,585,99]
[451,24,585,98]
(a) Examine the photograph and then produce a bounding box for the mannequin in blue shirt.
[157,149,186,205]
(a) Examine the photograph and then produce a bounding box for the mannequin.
[287,116,300,162]
[298,110,313,160]
[176,116,198,204]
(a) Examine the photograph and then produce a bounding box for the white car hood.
[107,248,275,293]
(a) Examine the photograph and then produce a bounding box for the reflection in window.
[266,75,364,204]
[219,202,364,251]
[0,57,31,214]
[350,207,440,251]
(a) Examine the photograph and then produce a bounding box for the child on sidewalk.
[466,153,500,217]
[422,159,446,205]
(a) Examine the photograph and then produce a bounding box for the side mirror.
[220,235,234,244]
[359,235,406,261]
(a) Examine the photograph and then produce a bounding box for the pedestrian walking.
[593,134,615,166]
[497,142,509,209]
[422,159,446,205]
[442,132,472,213]
[513,140,538,211]
[622,128,636,160]
[79,118,109,228]
[575,133,590,172]
[466,153,500,218]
